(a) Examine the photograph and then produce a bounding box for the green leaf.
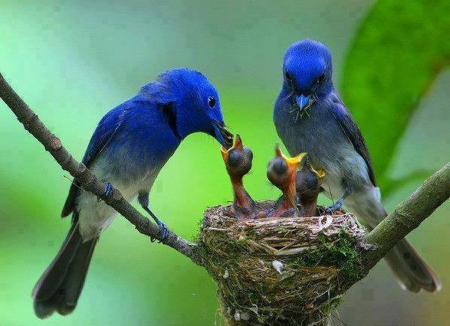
[341,0,450,188]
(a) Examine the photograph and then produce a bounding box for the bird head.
[221,134,253,178]
[297,163,325,194]
[296,163,325,217]
[267,144,307,191]
[282,39,333,112]
[142,68,233,149]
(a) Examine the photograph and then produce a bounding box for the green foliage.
[342,0,450,196]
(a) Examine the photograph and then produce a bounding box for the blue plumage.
[33,68,233,318]
[274,39,440,293]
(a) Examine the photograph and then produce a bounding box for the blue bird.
[274,39,440,292]
[32,68,233,318]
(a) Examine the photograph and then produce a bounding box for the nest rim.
[197,201,368,325]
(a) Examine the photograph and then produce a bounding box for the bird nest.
[197,201,368,326]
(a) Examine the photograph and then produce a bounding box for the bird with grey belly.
[32,68,233,318]
[273,39,440,292]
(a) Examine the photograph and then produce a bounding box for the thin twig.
[0,72,201,265]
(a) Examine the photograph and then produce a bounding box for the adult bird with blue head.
[32,68,233,318]
[274,39,440,292]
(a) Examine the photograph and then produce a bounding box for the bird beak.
[275,144,307,169]
[295,94,311,111]
[213,120,234,149]
[310,166,326,181]
[220,134,243,161]
[285,152,308,169]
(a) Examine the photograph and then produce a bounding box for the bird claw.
[325,187,351,214]
[157,221,169,242]
[138,203,169,242]
[325,200,343,215]
[97,182,114,202]
[150,217,169,243]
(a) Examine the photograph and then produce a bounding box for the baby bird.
[221,135,256,218]
[267,144,306,217]
[296,162,325,217]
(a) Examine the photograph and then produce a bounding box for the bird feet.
[152,217,169,242]
[97,182,114,202]
[142,206,169,242]
[324,199,344,214]
[325,187,352,214]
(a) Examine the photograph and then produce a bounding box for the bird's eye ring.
[208,96,216,108]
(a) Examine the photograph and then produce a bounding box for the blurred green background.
[1,0,449,325]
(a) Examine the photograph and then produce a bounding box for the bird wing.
[61,106,129,217]
[330,96,377,186]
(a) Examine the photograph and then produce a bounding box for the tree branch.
[0,72,201,265]
[363,162,450,270]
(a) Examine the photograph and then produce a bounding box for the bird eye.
[284,71,293,83]
[317,72,326,84]
[208,96,216,108]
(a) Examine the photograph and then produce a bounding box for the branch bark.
[0,72,201,265]
[363,162,450,270]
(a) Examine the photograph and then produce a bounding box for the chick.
[221,134,256,218]
[296,162,325,217]
[267,144,307,217]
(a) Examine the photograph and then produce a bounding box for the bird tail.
[345,187,440,292]
[384,239,441,292]
[32,215,98,318]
